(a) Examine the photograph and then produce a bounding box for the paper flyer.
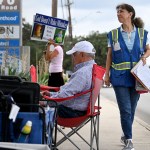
[31,13,69,44]
[131,56,150,91]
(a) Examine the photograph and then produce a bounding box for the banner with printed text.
[31,13,69,44]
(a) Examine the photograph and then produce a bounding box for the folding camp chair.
[0,76,57,149]
[41,64,105,150]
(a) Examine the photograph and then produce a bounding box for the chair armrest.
[40,85,60,91]
[94,106,102,110]
[42,88,92,102]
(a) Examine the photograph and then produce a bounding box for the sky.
[22,0,150,37]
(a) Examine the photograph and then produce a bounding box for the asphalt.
[56,95,150,150]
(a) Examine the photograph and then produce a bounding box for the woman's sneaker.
[122,139,134,150]
[120,136,127,146]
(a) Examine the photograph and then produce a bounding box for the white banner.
[31,13,68,44]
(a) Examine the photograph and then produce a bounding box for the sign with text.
[0,0,21,11]
[0,25,19,38]
[0,39,19,47]
[0,12,20,25]
[0,0,22,73]
[0,0,21,48]
[31,13,68,44]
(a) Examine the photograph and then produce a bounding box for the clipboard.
[131,56,150,92]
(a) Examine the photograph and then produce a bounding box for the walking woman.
[105,3,150,150]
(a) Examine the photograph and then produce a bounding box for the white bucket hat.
[66,41,96,55]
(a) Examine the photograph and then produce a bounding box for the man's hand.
[39,91,50,107]
[40,91,50,97]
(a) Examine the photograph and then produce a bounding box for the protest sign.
[31,13,68,44]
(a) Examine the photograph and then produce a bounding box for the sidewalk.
[99,96,150,150]
[57,95,150,150]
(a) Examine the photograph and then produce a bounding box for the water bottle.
[17,121,32,143]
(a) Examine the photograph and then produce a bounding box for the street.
[100,87,150,125]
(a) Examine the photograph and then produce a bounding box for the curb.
[135,116,150,131]
[103,97,150,131]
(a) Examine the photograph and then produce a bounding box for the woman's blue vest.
[108,27,148,87]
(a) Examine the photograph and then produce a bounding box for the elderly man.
[43,41,96,118]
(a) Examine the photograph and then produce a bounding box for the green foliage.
[18,71,30,81]
[38,73,49,85]
[7,67,30,81]
[8,67,17,75]
[22,23,32,45]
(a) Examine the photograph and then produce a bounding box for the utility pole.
[66,0,73,40]
[52,0,58,17]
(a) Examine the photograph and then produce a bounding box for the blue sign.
[0,0,22,68]
[35,13,68,29]
[0,39,20,47]
[0,12,20,25]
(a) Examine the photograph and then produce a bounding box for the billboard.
[0,0,22,69]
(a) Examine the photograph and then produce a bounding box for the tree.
[22,22,32,45]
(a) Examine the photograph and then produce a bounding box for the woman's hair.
[116,3,144,28]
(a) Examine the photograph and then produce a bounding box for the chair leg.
[56,118,98,150]
[56,126,80,150]
[72,128,92,147]
[56,118,90,146]
[51,122,58,149]
[95,116,100,150]
[90,115,100,150]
